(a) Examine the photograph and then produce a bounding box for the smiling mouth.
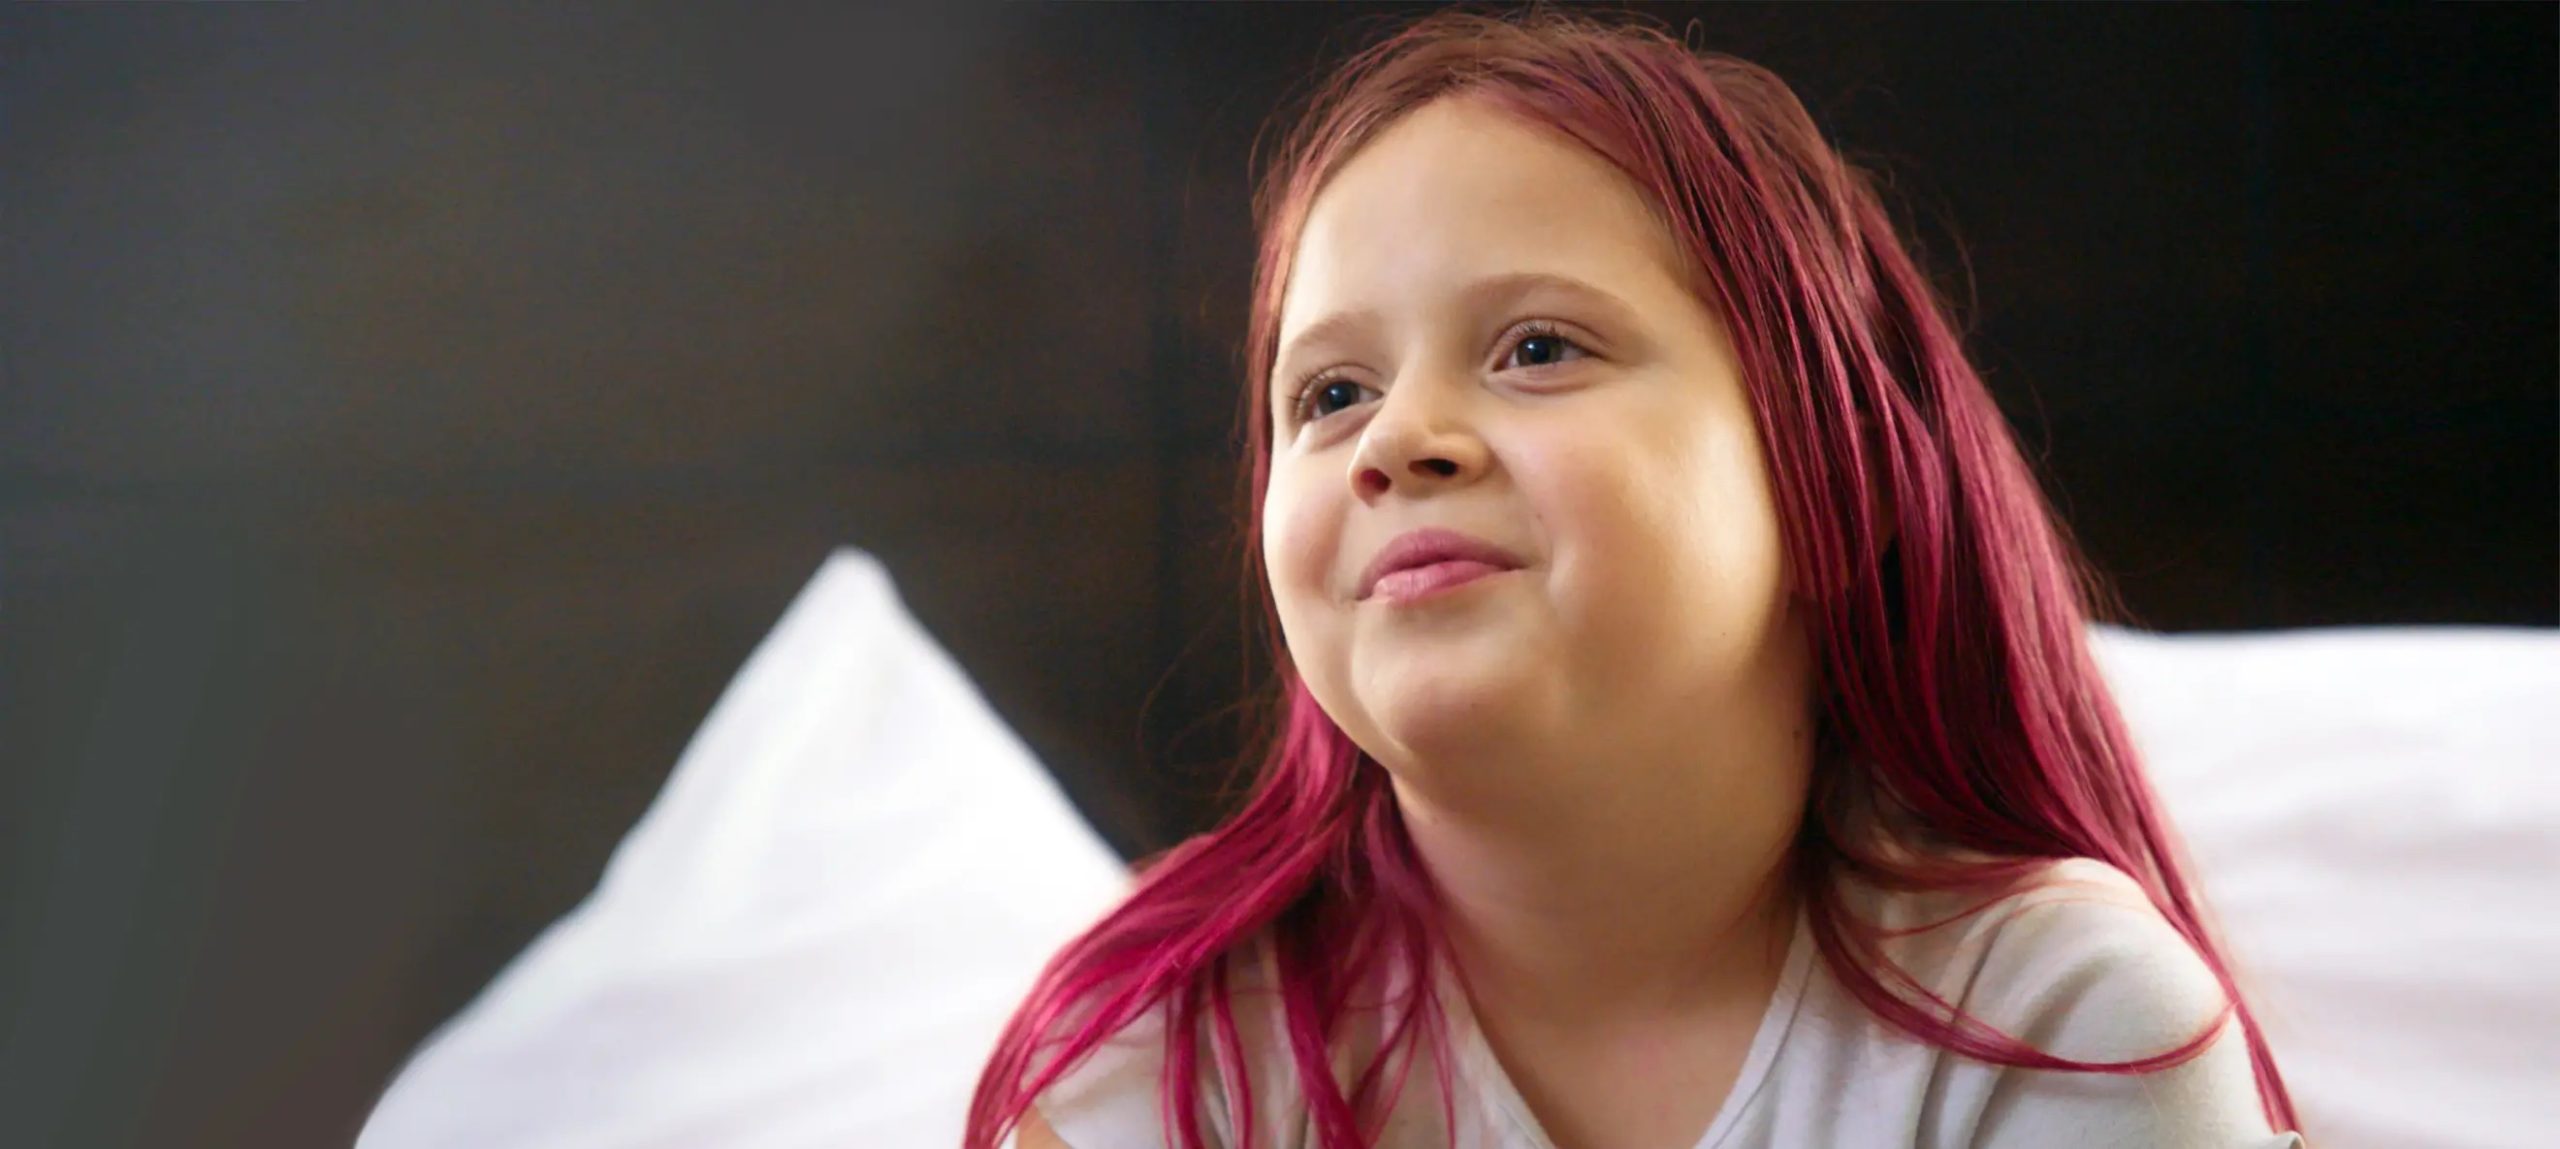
[1367,560,1511,605]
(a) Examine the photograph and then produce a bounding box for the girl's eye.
[1289,325,1585,428]
[1504,326,1589,370]
[1294,376,1375,424]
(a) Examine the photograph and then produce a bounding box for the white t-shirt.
[1028,858,2303,1148]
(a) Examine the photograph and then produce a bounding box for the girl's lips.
[1356,527,1529,599]
[1369,559,1510,605]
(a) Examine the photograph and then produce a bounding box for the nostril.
[1417,458,1458,477]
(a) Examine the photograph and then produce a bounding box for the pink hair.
[967,10,2298,1147]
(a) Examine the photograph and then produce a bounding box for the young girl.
[970,10,2301,1148]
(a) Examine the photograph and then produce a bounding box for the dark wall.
[2,4,2550,1147]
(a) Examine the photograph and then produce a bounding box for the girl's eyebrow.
[1463,270,1645,332]
[1272,271,1642,391]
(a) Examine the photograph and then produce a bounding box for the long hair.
[966,10,2297,1147]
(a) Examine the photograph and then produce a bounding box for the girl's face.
[1261,97,1814,806]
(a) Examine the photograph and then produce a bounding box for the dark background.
[2,4,2551,1147]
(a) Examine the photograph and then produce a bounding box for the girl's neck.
[1394,755,1806,1033]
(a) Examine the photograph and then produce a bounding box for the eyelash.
[1286,320,1585,428]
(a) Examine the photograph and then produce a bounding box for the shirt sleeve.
[1960,865,2303,1149]
[1031,1001,1240,1149]
[1034,1026,1178,1148]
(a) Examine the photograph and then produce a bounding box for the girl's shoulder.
[1028,1000,1180,1148]
[1847,855,2230,1060]
[1027,930,1459,1149]
[1820,857,2299,1147]
[1028,935,1293,1149]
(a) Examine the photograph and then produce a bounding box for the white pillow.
[357,549,1130,1149]
[359,550,2557,1149]
[2088,624,2560,1149]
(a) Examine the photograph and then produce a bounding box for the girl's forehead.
[1278,99,1693,339]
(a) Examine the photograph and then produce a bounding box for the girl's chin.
[1366,686,1544,760]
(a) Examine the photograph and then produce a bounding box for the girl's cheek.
[1265,479,1339,601]
[1500,441,1585,547]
